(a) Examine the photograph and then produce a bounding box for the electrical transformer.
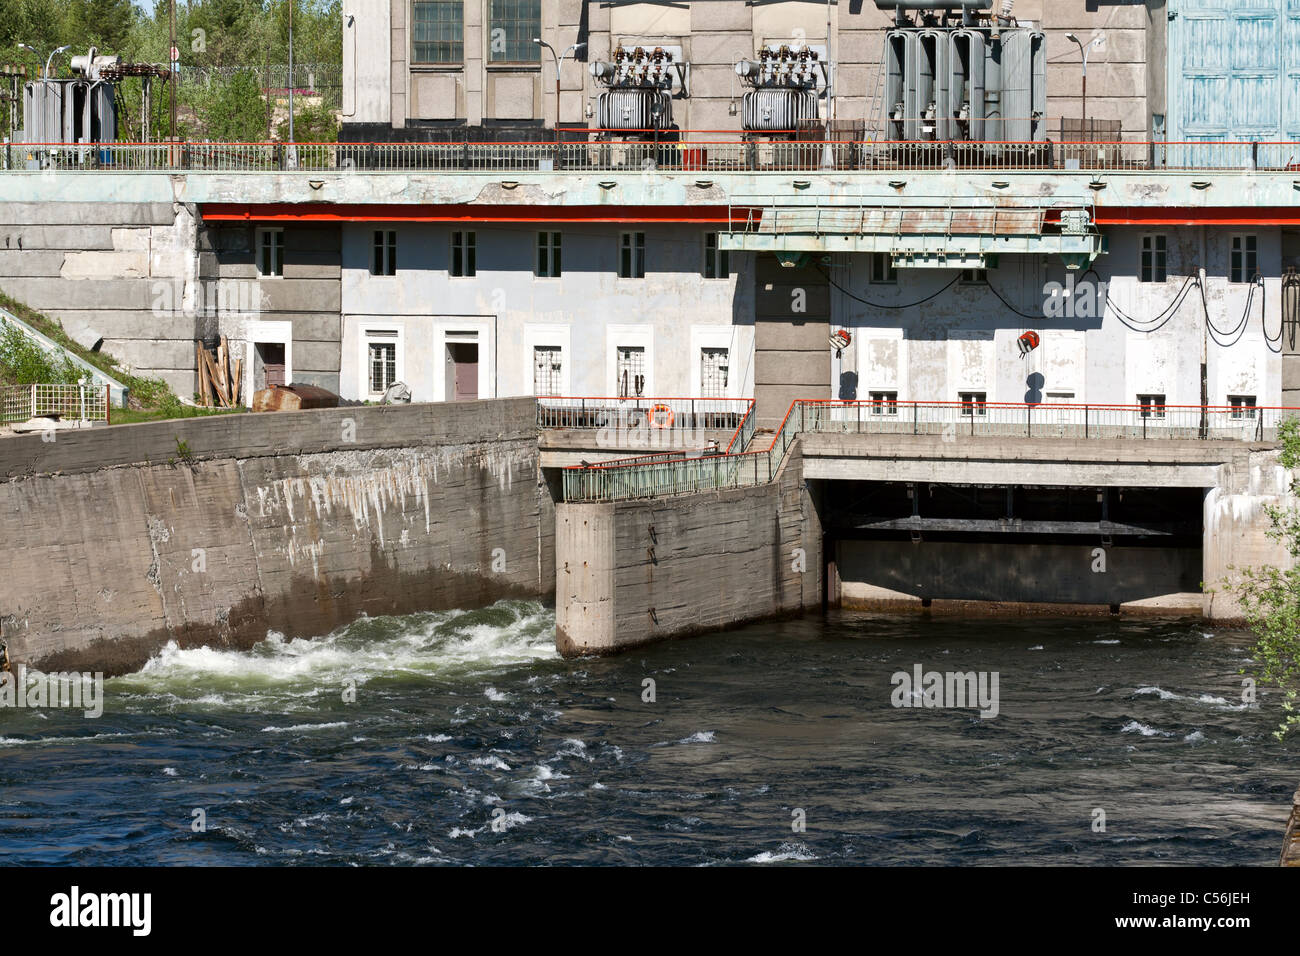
[590,45,681,135]
[877,1,1045,152]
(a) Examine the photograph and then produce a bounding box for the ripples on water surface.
[0,601,1292,865]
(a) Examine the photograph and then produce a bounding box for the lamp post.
[17,43,44,78]
[533,38,585,147]
[1065,32,1104,139]
[45,45,70,79]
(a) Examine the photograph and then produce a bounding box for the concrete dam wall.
[554,446,823,656]
[0,398,552,675]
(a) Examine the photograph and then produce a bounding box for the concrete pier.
[555,446,822,656]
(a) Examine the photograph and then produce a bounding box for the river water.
[0,600,1292,865]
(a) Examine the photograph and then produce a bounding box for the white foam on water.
[746,842,817,864]
[1121,720,1174,738]
[261,722,350,734]
[678,731,716,744]
[109,600,558,712]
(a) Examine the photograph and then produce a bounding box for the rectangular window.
[961,269,987,285]
[704,233,730,279]
[619,232,646,279]
[488,0,541,62]
[871,253,897,284]
[536,231,561,277]
[700,347,729,398]
[1045,391,1075,403]
[1138,393,1166,419]
[1141,234,1167,283]
[869,390,899,415]
[1229,394,1257,419]
[451,231,476,277]
[371,230,396,276]
[412,0,464,64]
[366,331,399,395]
[533,345,562,396]
[959,391,987,416]
[616,346,646,398]
[1231,235,1257,284]
[257,227,284,278]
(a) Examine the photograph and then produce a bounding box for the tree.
[1228,416,1300,740]
[205,68,266,141]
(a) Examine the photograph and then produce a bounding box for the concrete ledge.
[0,397,538,479]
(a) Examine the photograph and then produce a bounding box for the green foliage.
[277,100,337,143]
[206,68,267,141]
[1229,415,1300,740]
[0,322,83,385]
[2,0,343,141]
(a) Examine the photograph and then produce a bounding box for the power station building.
[4,1,1300,423]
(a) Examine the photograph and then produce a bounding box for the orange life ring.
[649,403,675,429]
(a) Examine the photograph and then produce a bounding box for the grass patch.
[0,289,173,409]
[109,404,248,426]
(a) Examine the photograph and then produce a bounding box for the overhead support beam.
[834,516,1194,537]
[717,231,1105,263]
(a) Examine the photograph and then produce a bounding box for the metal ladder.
[864,35,889,142]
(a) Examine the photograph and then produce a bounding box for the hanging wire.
[817,264,961,309]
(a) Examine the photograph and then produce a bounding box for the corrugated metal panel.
[1169,0,1300,143]
[752,205,1046,236]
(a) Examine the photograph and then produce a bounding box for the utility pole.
[169,0,177,140]
[287,0,295,143]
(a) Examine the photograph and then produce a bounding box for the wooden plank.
[196,342,212,407]
[231,357,242,406]
[202,348,230,407]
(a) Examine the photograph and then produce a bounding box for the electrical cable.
[817,264,960,309]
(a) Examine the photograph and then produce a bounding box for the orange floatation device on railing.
[649,403,675,428]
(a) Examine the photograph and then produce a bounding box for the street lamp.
[1065,32,1104,139]
[45,45,71,79]
[17,43,44,78]
[534,38,586,145]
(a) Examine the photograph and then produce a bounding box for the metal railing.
[1,383,110,425]
[804,400,1289,442]
[562,396,800,502]
[6,138,1300,174]
[561,399,1299,502]
[537,396,750,433]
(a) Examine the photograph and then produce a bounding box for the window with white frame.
[1138,393,1166,419]
[869,390,898,415]
[961,268,987,285]
[366,330,399,396]
[1141,234,1166,283]
[616,346,646,398]
[372,230,396,276]
[700,347,729,398]
[533,345,562,396]
[619,232,646,279]
[1231,235,1257,283]
[451,230,476,277]
[257,227,284,277]
[704,233,730,279]
[871,253,897,284]
[537,231,561,277]
[959,391,987,416]
[1229,394,1257,419]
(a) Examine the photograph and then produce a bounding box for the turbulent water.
[0,601,1293,865]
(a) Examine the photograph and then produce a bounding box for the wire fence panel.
[1,384,109,425]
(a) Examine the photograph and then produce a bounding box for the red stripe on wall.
[199,203,741,223]
[1094,206,1300,226]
